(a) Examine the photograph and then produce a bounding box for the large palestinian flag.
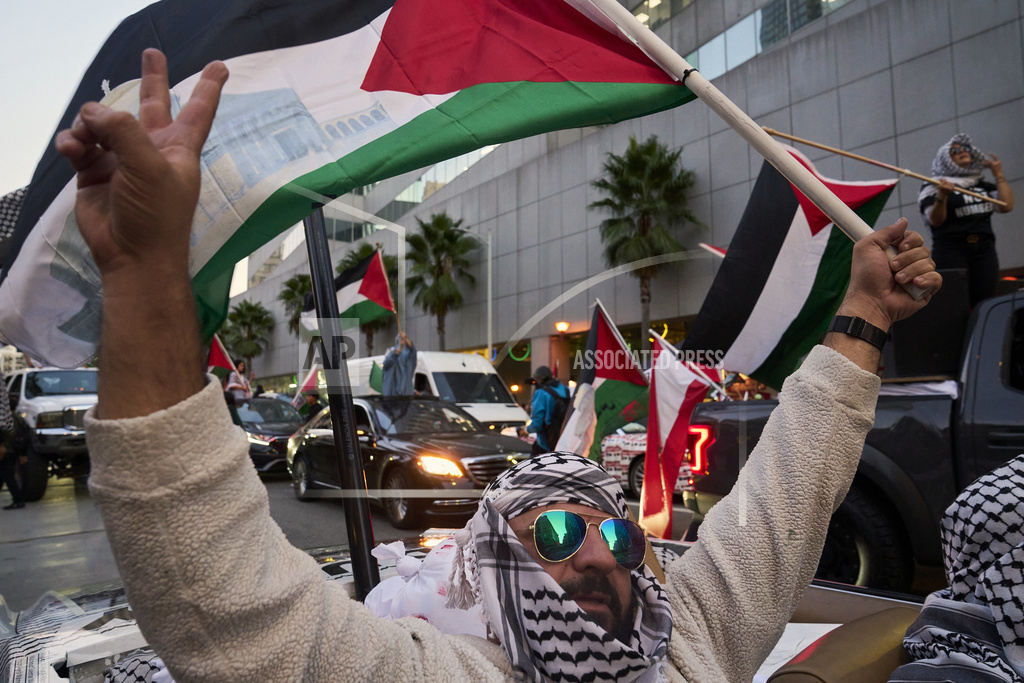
[555,300,647,462]
[680,148,897,390]
[0,0,695,368]
[303,250,394,326]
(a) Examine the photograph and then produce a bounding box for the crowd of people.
[0,41,1018,682]
[46,47,951,682]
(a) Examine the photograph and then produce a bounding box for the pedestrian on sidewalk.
[0,369,26,509]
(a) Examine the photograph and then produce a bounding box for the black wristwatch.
[827,315,887,351]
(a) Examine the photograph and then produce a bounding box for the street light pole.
[486,230,492,362]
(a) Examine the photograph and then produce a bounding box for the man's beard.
[561,574,638,644]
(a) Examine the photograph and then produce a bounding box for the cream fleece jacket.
[86,345,878,682]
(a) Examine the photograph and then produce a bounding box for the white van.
[348,351,529,432]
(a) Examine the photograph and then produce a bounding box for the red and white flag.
[641,333,715,539]
[207,333,234,373]
[292,364,320,409]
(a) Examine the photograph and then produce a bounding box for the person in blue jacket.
[522,366,569,455]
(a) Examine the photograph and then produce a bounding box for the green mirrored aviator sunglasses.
[528,510,647,570]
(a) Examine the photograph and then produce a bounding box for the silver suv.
[6,368,98,501]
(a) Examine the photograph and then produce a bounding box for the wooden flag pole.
[584,0,928,300]
[764,128,1008,208]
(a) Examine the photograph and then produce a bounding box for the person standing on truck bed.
[919,133,1014,307]
[522,365,569,456]
[64,49,942,682]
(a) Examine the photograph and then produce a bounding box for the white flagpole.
[584,0,928,301]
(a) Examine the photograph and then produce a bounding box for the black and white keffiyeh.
[918,134,988,219]
[890,454,1024,682]
[447,452,673,682]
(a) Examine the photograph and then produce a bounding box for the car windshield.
[432,372,514,404]
[371,400,481,435]
[23,371,97,399]
[236,399,302,424]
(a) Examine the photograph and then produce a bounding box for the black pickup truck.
[682,291,1024,591]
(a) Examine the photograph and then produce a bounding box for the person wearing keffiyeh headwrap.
[918,133,1015,307]
[70,50,945,683]
[889,454,1024,682]
[445,452,672,682]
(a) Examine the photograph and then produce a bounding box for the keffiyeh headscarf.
[918,134,988,221]
[931,133,986,178]
[890,454,1024,682]
[447,452,673,682]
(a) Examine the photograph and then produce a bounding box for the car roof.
[10,367,97,373]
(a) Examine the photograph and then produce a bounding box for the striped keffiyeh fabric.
[889,454,1024,682]
[447,452,673,682]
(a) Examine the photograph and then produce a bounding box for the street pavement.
[0,473,440,612]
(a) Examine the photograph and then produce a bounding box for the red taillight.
[687,425,713,475]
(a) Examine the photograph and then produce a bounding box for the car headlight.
[36,412,63,429]
[247,433,273,446]
[418,454,463,477]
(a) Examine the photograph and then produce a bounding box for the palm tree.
[221,299,275,372]
[406,212,479,351]
[277,273,311,338]
[590,135,702,354]
[336,244,399,355]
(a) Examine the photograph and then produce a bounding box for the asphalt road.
[0,472,459,612]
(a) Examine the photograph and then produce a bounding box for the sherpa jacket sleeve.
[665,345,880,683]
[85,377,515,683]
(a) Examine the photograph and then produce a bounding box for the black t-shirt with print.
[920,179,998,241]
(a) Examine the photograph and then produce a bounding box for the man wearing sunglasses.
[64,51,941,682]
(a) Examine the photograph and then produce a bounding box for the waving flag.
[207,333,235,374]
[640,333,714,539]
[555,300,648,461]
[681,148,897,389]
[0,0,695,368]
[302,250,393,327]
[291,364,321,409]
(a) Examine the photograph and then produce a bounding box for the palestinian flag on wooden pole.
[0,0,695,368]
[302,249,394,326]
[555,300,648,462]
[291,363,321,410]
[641,333,715,539]
[207,333,235,375]
[680,147,897,390]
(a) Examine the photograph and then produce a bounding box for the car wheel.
[292,457,313,501]
[816,486,914,591]
[20,446,49,502]
[383,467,425,530]
[627,455,645,499]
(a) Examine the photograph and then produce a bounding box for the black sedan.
[237,397,305,473]
[286,396,532,528]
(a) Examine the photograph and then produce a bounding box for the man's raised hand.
[840,218,942,332]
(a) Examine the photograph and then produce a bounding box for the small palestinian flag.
[555,299,648,462]
[207,333,235,376]
[303,250,394,326]
[0,0,694,368]
[369,361,384,394]
[641,333,714,539]
[291,364,321,409]
[681,148,897,390]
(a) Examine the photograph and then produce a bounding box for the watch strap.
[827,315,887,350]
